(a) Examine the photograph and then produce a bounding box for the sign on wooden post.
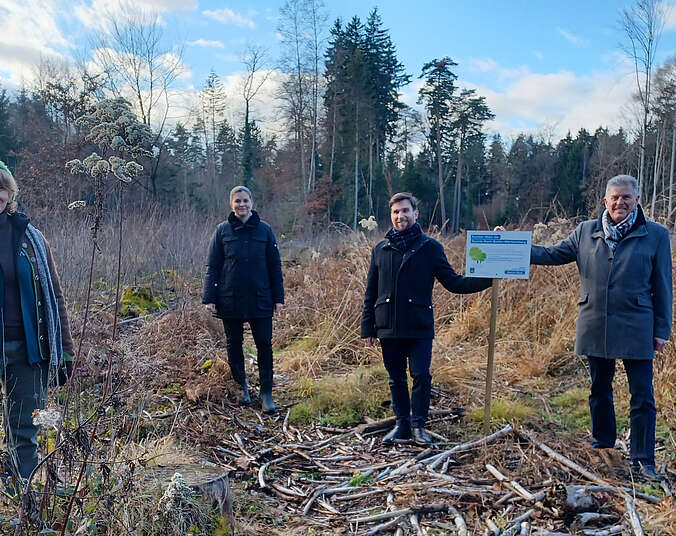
[465,231,532,433]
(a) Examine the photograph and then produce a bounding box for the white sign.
[465,231,532,279]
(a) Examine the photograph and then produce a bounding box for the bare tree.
[89,5,185,196]
[91,5,184,129]
[241,45,271,186]
[620,0,666,198]
[277,0,327,198]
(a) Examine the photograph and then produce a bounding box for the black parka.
[361,233,491,339]
[202,211,284,319]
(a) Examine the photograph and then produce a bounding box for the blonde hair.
[0,167,18,215]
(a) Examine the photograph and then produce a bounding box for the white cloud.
[400,59,637,144]
[533,50,544,60]
[557,27,585,46]
[187,39,224,48]
[467,68,635,141]
[0,0,69,86]
[74,0,196,30]
[465,57,529,82]
[202,7,256,29]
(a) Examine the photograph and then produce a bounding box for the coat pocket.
[635,295,653,308]
[577,293,589,306]
[374,296,392,329]
[218,291,236,317]
[256,288,273,314]
[405,297,434,332]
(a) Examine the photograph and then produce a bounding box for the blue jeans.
[2,339,48,479]
[587,356,656,465]
[222,318,274,391]
[380,338,433,428]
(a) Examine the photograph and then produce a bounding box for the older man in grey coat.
[531,174,672,481]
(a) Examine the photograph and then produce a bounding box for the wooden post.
[483,279,500,434]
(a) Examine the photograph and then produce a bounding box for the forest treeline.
[1,3,675,233]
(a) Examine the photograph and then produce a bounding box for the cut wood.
[448,505,468,536]
[425,424,513,470]
[624,495,644,536]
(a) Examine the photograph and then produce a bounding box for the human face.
[604,184,639,224]
[230,191,252,220]
[390,199,419,231]
[0,187,9,213]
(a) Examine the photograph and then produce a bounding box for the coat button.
[39,336,44,341]
[37,301,41,306]
[34,275,39,280]
[408,298,412,303]
[385,298,390,303]
[22,242,27,248]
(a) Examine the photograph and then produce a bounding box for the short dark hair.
[389,192,418,211]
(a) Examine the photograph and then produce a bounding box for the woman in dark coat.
[203,186,284,412]
[0,161,74,481]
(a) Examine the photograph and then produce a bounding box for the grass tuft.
[289,366,390,427]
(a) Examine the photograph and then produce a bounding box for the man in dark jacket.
[361,192,491,445]
[531,175,672,481]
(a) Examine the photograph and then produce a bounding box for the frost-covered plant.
[66,97,153,237]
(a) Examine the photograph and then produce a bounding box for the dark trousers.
[2,339,48,479]
[380,338,433,428]
[587,356,656,465]
[222,318,274,391]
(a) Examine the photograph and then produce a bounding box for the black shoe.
[383,425,411,444]
[238,382,251,405]
[260,389,276,413]
[633,462,663,482]
[412,427,433,446]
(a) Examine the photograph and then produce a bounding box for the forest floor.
[1,226,675,535]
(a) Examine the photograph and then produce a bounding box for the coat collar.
[228,210,260,231]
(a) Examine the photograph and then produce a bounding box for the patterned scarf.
[386,222,422,252]
[602,207,637,251]
[25,224,63,372]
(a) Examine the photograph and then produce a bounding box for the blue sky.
[3,0,676,141]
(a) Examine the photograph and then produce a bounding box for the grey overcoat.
[531,207,672,359]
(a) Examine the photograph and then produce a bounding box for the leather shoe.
[633,462,663,482]
[383,425,411,444]
[412,427,433,446]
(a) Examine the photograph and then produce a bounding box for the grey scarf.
[601,207,637,251]
[25,225,63,372]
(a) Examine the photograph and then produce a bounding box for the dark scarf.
[386,222,422,252]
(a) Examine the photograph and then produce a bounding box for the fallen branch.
[485,464,535,502]
[518,430,610,487]
[352,503,449,524]
[425,424,513,470]
[448,505,468,536]
[624,495,644,536]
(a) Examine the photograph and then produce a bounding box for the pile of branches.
[210,414,674,536]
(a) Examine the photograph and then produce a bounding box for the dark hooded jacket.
[361,230,491,339]
[202,211,284,319]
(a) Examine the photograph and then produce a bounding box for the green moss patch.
[120,286,166,318]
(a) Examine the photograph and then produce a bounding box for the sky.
[4,0,676,143]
